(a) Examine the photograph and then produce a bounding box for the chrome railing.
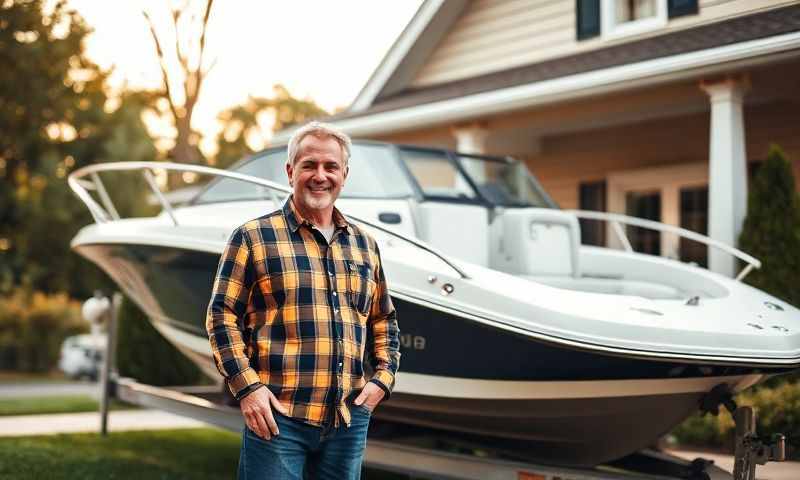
[67,161,470,280]
[68,161,758,283]
[568,209,760,281]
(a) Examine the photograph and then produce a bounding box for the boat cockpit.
[188,142,741,301]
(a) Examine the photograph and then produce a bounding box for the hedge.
[0,289,87,372]
[670,377,800,458]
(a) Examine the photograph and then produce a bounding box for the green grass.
[0,395,134,416]
[0,429,241,479]
[0,429,412,479]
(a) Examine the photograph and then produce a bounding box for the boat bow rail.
[568,209,760,281]
[69,162,760,283]
[67,161,470,280]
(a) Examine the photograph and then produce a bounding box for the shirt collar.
[283,195,353,235]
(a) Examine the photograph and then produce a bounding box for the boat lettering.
[400,334,426,350]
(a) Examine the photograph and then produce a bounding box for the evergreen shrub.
[738,145,800,307]
[115,296,207,386]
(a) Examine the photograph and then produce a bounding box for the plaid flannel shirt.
[206,197,400,427]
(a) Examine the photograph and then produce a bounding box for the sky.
[67,0,424,154]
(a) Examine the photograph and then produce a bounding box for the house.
[274,0,800,277]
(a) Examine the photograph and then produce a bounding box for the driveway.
[0,409,212,436]
[0,381,99,399]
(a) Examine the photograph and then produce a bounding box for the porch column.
[701,77,749,278]
[452,123,488,154]
[452,123,489,183]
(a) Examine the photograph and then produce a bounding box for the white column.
[452,124,489,154]
[701,78,748,278]
[452,124,489,183]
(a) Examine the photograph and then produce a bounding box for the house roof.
[273,3,800,142]
[345,4,800,120]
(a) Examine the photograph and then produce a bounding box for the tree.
[141,0,214,166]
[738,145,800,307]
[0,0,158,297]
[215,84,328,169]
[0,0,110,295]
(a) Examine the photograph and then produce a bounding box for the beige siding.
[526,100,800,210]
[377,58,800,211]
[412,0,798,88]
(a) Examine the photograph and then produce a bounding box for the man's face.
[286,134,348,213]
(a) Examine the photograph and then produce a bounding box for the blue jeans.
[238,404,371,480]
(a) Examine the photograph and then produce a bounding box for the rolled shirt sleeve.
[206,227,262,399]
[366,243,400,398]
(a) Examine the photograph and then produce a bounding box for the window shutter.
[576,0,601,40]
[668,0,699,18]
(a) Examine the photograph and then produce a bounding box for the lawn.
[0,429,240,479]
[0,429,410,479]
[0,395,133,416]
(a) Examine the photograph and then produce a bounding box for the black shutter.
[668,0,699,18]
[576,0,601,40]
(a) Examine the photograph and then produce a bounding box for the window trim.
[600,0,668,41]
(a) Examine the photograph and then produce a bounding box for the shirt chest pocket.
[346,261,376,316]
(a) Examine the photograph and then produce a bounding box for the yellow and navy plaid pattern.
[206,197,400,427]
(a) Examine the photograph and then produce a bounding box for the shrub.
[115,296,207,386]
[738,145,800,308]
[0,289,87,372]
[671,380,800,458]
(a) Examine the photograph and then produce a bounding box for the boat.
[68,141,800,466]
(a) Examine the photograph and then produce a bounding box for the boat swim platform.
[111,376,733,480]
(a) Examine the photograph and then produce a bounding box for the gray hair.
[286,121,352,168]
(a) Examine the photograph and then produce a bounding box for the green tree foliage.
[0,1,157,298]
[671,380,800,458]
[738,145,800,307]
[214,84,328,169]
[115,296,206,386]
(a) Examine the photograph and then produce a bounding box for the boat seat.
[491,209,581,278]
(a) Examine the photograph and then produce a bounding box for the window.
[625,190,661,255]
[601,0,667,39]
[576,0,698,41]
[679,186,708,267]
[579,181,607,246]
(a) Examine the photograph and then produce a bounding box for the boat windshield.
[193,143,415,204]
[397,147,553,208]
[456,155,553,208]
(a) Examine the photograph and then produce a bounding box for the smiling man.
[206,121,400,479]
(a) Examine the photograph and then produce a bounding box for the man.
[206,121,400,479]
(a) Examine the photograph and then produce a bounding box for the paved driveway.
[0,381,99,399]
